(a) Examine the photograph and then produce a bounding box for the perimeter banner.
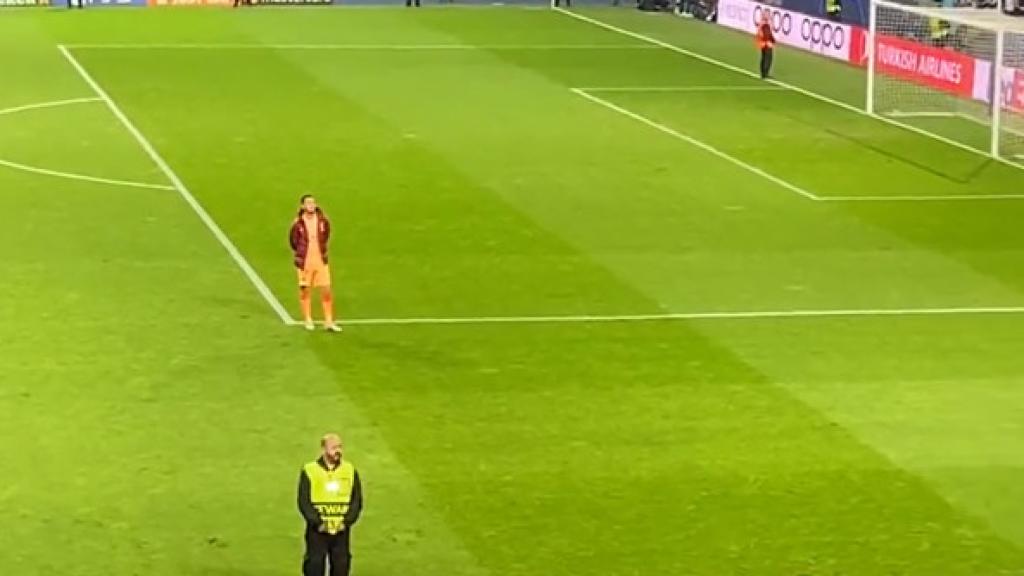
[873,34,976,100]
[146,0,331,4]
[716,0,853,63]
[1006,68,1024,113]
[86,0,148,6]
[254,0,333,4]
[147,0,232,5]
[0,0,52,6]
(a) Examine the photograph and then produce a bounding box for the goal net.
[867,0,1024,163]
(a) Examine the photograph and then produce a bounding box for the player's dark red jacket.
[289,208,331,269]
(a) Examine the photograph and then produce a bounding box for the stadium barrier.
[0,0,334,6]
[142,0,332,5]
[86,0,148,6]
[776,0,870,26]
[249,0,334,4]
[146,0,232,5]
[979,62,1024,110]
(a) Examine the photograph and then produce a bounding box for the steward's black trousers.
[760,47,774,79]
[303,527,351,576]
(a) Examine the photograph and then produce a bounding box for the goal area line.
[883,111,1024,159]
[885,110,1024,136]
[573,88,1024,201]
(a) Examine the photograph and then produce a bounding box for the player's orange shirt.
[303,214,325,269]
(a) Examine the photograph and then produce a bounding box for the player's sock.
[300,292,313,324]
[322,292,335,326]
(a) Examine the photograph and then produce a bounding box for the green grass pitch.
[3,5,1024,576]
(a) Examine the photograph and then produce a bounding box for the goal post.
[994,28,1005,156]
[867,0,1024,163]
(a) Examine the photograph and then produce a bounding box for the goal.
[867,0,1024,163]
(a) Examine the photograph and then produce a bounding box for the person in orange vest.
[756,13,776,79]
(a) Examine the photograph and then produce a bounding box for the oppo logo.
[801,18,846,49]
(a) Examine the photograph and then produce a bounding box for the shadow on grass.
[822,125,994,185]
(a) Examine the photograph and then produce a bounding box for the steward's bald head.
[321,433,343,468]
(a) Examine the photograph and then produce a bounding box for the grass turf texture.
[3,6,1024,576]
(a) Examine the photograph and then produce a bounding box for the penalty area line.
[290,305,1024,327]
[58,44,294,326]
[571,88,821,202]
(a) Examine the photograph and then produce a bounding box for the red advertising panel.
[1011,69,1024,114]
[849,25,868,68]
[874,34,975,98]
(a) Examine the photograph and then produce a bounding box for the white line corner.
[57,44,294,325]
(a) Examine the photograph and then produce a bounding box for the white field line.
[572,88,821,201]
[0,158,174,191]
[0,97,101,117]
[955,111,1024,141]
[554,8,1024,175]
[884,110,956,118]
[65,43,656,51]
[832,111,1024,199]
[58,45,293,325]
[0,96,171,191]
[822,193,1024,201]
[579,85,786,92]
[290,305,1024,327]
[955,110,1004,130]
[64,15,1024,173]
[884,111,1024,142]
[579,89,1023,201]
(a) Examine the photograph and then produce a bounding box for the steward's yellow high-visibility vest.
[930,18,950,41]
[304,460,356,535]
